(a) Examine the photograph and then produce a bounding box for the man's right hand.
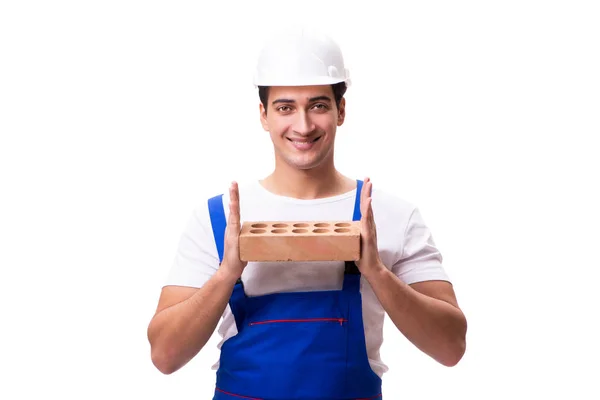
[220,181,248,279]
[147,181,249,374]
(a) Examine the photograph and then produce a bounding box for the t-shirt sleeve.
[391,207,451,285]
[163,204,221,288]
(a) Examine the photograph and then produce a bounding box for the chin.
[275,146,331,171]
[286,156,325,170]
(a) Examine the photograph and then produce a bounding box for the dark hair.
[258,82,347,114]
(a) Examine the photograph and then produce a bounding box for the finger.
[362,181,376,234]
[361,178,371,219]
[366,197,373,222]
[360,177,371,217]
[228,182,241,227]
[368,190,374,220]
[359,198,373,243]
[367,197,376,233]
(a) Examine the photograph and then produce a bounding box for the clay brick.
[239,221,361,262]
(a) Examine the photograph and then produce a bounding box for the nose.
[291,110,316,136]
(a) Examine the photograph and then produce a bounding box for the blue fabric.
[353,178,363,221]
[208,179,382,399]
[208,194,227,264]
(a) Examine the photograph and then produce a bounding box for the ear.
[337,97,346,126]
[259,102,269,131]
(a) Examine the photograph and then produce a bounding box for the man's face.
[260,85,345,171]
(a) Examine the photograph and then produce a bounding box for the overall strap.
[352,179,363,222]
[208,194,226,264]
[343,179,363,284]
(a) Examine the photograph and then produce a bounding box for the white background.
[1,1,599,398]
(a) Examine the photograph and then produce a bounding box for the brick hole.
[251,223,267,228]
[272,223,288,228]
[335,223,351,227]
[334,228,350,233]
[314,223,329,227]
[250,229,266,234]
[292,229,308,234]
[313,228,329,233]
[293,223,309,227]
[271,229,287,234]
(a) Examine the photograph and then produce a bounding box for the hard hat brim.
[253,76,350,88]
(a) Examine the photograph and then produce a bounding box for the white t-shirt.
[164,180,450,377]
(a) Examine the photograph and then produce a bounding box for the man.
[147,27,467,399]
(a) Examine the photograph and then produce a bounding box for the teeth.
[289,137,319,144]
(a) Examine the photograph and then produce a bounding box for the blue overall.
[207,180,382,400]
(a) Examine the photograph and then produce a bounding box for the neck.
[260,158,355,200]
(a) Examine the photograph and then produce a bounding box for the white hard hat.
[253,27,351,88]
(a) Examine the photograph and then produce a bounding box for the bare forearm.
[148,267,239,374]
[363,265,467,366]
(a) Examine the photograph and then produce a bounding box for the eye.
[277,105,292,113]
[312,103,329,111]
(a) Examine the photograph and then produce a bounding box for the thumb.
[226,182,242,232]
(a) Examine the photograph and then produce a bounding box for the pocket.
[245,316,349,356]
[243,314,349,377]
[224,315,350,399]
[219,296,351,399]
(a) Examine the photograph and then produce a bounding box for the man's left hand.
[355,177,385,277]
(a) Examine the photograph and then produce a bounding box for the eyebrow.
[272,95,332,105]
